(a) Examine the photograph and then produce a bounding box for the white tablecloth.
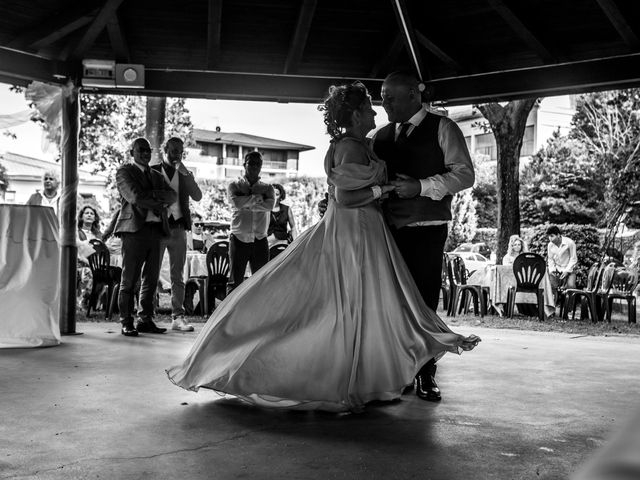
[467,264,555,317]
[0,204,61,347]
[159,251,208,289]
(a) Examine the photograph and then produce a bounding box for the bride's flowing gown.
[167,136,478,412]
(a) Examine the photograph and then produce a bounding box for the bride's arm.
[333,140,394,207]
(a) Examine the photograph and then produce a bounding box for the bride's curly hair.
[318,81,369,139]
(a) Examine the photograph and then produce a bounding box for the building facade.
[0,151,109,212]
[448,95,576,163]
[184,128,314,180]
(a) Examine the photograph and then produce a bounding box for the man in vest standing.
[152,137,203,332]
[373,71,475,402]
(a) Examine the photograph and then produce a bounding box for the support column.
[146,96,166,164]
[59,82,80,335]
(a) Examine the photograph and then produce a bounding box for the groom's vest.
[373,112,452,228]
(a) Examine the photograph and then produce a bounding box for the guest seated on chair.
[76,205,103,310]
[547,225,577,304]
[502,235,527,266]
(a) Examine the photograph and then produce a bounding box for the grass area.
[79,292,640,338]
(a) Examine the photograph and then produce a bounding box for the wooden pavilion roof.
[1,0,640,104]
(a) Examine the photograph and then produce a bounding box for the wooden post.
[146,96,166,163]
[59,82,80,335]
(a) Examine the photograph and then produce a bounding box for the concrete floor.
[1,322,640,480]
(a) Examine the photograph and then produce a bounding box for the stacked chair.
[269,243,288,260]
[447,255,486,318]
[597,264,638,324]
[86,239,120,319]
[193,240,230,317]
[562,262,603,322]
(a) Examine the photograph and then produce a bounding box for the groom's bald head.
[381,71,423,123]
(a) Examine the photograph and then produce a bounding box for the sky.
[0,83,387,178]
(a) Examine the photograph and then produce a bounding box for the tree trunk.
[146,96,166,164]
[476,99,537,262]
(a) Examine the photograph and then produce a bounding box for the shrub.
[526,223,601,288]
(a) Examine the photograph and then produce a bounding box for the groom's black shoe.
[121,318,139,337]
[136,317,166,334]
[416,362,441,402]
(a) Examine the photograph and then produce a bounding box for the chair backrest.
[87,241,111,283]
[584,262,601,292]
[512,253,546,290]
[610,266,639,295]
[597,263,617,295]
[448,255,468,286]
[269,243,288,260]
[441,253,450,287]
[206,240,230,280]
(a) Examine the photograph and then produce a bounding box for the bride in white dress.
[167,81,480,412]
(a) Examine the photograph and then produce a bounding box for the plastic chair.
[598,266,638,324]
[506,253,546,321]
[563,262,603,322]
[447,255,485,318]
[269,243,288,260]
[85,239,119,319]
[440,253,450,312]
[195,240,230,317]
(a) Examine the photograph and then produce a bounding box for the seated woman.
[76,205,103,309]
[502,235,527,266]
[267,183,298,247]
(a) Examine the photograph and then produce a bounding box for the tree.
[0,161,9,194]
[520,131,605,226]
[445,189,477,251]
[476,99,538,262]
[471,153,497,228]
[571,89,640,239]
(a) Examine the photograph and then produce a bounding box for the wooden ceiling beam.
[390,0,428,80]
[414,29,464,73]
[0,47,72,84]
[487,0,556,63]
[370,33,404,78]
[595,0,640,51]
[206,0,223,69]
[283,0,317,74]
[69,0,126,60]
[83,53,640,105]
[106,11,130,62]
[7,5,99,51]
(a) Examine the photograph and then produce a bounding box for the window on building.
[474,132,496,160]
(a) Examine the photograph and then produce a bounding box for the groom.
[373,71,475,401]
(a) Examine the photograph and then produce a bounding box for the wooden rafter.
[390,0,428,80]
[414,29,463,73]
[0,47,71,84]
[106,11,130,62]
[7,4,99,51]
[487,0,555,63]
[595,0,640,50]
[370,33,404,78]
[69,0,126,60]
[283,0,317,74]
[206,0,223,69]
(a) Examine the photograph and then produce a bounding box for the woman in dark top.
[267,184,297,247]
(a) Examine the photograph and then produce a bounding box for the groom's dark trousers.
[390,224,448,312]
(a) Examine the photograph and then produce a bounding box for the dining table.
[0,204,61,347]
[467,264,556,317]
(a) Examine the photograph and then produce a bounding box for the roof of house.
[192,129,314,152]
[0,151,107,184]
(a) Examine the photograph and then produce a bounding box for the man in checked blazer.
[114,137,177,337]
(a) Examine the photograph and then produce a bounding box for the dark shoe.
[135,318,166,334]
[120,319,139,337]
[416,364,441,402]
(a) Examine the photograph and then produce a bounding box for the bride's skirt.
[167,200,477,412]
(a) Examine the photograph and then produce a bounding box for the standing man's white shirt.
[548,236,578,273]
